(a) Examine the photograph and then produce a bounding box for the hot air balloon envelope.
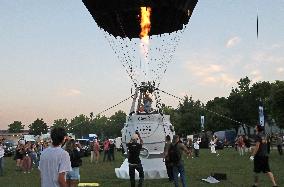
[83,0,198,39]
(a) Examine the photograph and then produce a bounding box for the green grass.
[0,148,283,187]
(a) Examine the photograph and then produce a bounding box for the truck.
[115,137,122,151]
[214,130,237,147]
[23,135,36,143]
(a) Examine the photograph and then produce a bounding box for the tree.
[227,77,256,129]
[270,81,284,128]
[174,96,204,135]
[107,110,127,137]
[51,119,69,130]
[250,81,272,125]
[91,115,108,139]
[8,121,24,133]
[205,97,232,131]
[162,104,179,126]
[29,118,48,135]
[237,76,251,95]
[69,114,91,138]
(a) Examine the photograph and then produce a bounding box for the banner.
[259,106,264,126]
[201,116,205,130]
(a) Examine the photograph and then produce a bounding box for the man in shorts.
[250,125,277,187]
[39,127,72,187]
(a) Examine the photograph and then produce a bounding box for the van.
[214,130,236,147]
[115,137,122,150]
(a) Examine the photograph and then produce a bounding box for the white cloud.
[250,70,262,82]
[59,89,82,96]
[190,64,223,77]
[270,44,282,49]
[276,67,284,73]
[226,36,241,48]
[185,58,236,87]
[252,52,284,64]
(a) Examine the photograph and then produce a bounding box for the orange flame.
[140,7,151,43]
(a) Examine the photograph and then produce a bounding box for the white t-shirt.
[210,140,215,146]
[39,146,72,187]
[194,142,200,149]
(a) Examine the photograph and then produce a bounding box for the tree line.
[163,77,284,136]
[7,110,126,139]
[7,77,284,138]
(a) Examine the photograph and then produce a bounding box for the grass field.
[0,148,283,187]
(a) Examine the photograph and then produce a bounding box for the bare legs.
[253,172,277,186]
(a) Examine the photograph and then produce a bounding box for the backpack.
[168,143,181,165]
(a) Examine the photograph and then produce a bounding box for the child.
[210,137,216,154]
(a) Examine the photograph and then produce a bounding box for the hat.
[131,133,139,140]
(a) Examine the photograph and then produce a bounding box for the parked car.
[76,139,91,156]
[214,130,237,147]
[215,139,224,150]
[115,137,122,151]
[3,140,17,157]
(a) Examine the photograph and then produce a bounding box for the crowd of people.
[14,139,48,173]
[102,138,115,162]
[161,125,281,187]
[235,133,284,157]
[0,125,283,187]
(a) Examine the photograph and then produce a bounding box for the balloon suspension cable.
[96,94,135,116]
[103,32,138,88]
[69,94,133,130]
[256,0,259,39]
[116,12,140,88]
[105,14,186,89]
[157,88,246,127]
[154,28,186,88]
[103,12,139,87]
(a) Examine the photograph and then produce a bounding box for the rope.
[67,94,133,130]
[158,89,245,126]
[96,94,135,116]
[103,32,137,87]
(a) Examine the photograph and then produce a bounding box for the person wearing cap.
[127,131,144,187]
[250,125,278,187]
[39,127,72,187]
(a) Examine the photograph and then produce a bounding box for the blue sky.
[0,0,284,129]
